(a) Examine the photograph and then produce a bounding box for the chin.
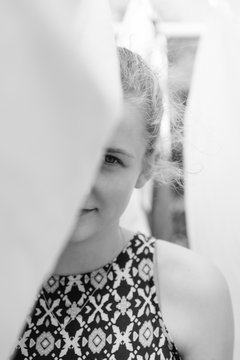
[70,217,98,243]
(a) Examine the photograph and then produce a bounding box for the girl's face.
[72,101,149,242]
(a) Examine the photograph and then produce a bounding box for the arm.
[154,240,234,360]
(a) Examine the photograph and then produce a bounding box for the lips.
[80,208,96,215]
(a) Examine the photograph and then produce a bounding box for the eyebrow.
[106,147,135,159]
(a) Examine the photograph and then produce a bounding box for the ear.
[135,156,153,189]
[135,172,151,189]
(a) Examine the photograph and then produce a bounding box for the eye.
[104,154,122,166]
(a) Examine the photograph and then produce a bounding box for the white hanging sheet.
[0,1,122,357]
[185,6,240,359]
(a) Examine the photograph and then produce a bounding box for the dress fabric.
[12,233,181,360]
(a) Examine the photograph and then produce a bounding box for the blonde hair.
[118,47,183,185]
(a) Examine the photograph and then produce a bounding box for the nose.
[90,161,108,199]
[90,167,102,194]
[79,168,103,212]
[81,171,100,203]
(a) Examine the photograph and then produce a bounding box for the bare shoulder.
[154,239,228,297]
[154,239,234,360]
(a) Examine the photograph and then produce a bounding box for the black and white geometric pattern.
[12,233,181,359]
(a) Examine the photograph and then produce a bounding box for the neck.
[53,225,131,276]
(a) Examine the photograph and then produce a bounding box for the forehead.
[106,101,146,157]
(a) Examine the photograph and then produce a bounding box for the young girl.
[13,47,234,360]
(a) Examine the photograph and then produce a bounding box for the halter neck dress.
[12,233,181,360]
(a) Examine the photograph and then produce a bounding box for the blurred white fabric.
[0,0,122,357]
[185,6,240,359]
[116,0,157,58]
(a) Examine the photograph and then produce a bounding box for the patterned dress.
[12,233,181,359]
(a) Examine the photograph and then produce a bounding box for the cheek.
[105,176,137,212]
[94,166,142,215]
